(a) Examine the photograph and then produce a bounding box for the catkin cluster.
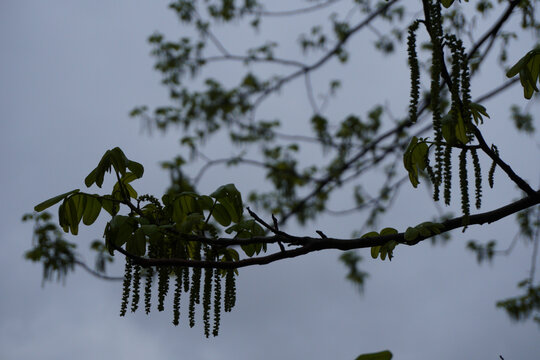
[119,238,238,337]
[407,0,487,223]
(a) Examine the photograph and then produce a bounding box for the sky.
[1,1,539,359]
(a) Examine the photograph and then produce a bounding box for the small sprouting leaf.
[361,231,379,239]
[506,48,540,99]
[355,350,393,360]
[34,189,80,212]
[379,246,388,260]
[440,0,455,8]
[403,136,428,188]
[417,225,431,237]
[507,56,529,77]
[371,246,381,259]
[380,227,398,236]
[469,103,490,125]
[222,248,240,262]
[404,227,419,242]
[423,221,445,234]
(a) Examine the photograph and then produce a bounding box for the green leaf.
[178,213,205,233]
[66,194,86,235]
[140,224,159,235]
[109,215,133,247]
[241,244,257,257]
[127,160,144,178]
[127,228,146,256]
[507,49,540,99]
[58,201,69,233]
[87,150,113,188]
[84,168,98,188]
[455,112,468,144]
[197,195,214,210]
[82,195,102,225]
[403,136,418,172]
[172,192,201,224]
[212,203,232,226]
[403,136,429,188]
[355,350,393,360]
[109,147,129,176]
[121,172,139,184]
[100,196,119,216]
[211,183,243,223]
[85,147,137,188]
[34,189,80,212]
[371,246,380,259]
[124,183,138,199]
[225,220,266,238]
[507,52,532,77]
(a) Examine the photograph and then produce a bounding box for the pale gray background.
[1,1,539,359]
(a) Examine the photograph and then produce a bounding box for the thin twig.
[74,260,123,281]
[249,0,343,17]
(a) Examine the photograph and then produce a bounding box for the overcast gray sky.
[1,1,539,359]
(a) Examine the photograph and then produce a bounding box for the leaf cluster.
[366,228,399,261]
[33,147,273,335]
[506,48,540,99]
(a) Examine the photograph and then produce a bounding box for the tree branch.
[74,260,123,281]
[251,0,401,109]
[115,189,540,269]
[248,0,343,17]
[421,0,537,198]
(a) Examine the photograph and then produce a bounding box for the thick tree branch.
[115,189,540,269]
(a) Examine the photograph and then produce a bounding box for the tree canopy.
[25,0,540,357]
